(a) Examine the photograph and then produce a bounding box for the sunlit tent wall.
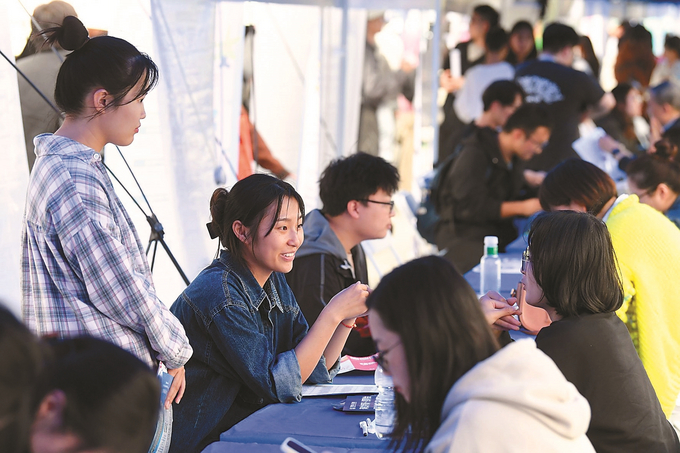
[150,0,443,207]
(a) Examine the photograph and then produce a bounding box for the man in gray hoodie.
[286,153,399,357]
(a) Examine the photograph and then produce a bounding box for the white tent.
[1,0,442,313]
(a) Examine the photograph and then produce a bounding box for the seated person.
[0,305,45,453]
[170,174,369,452]
[286,152,399,357]
[435,103,551,273]
[595,83,647,156]
[439,79,525,166]
[538,159,680,424]
[367,256,595,452]
[484,211,680,452]
[626,130,680,229]
[32,336,160,453]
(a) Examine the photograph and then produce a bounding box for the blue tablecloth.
[203,373,389,453]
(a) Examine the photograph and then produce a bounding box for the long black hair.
[366,256,498,452]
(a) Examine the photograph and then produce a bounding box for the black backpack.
[415,150,459,244]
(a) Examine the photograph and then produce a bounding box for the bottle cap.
[483,236,499,247]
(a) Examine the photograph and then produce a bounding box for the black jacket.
[435,127,526,273]
[285,210,374,357]
[537,313,680,453]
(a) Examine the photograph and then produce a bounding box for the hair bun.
[58,15,89,51]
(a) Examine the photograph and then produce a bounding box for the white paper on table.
[449,48,461,78]
[302,384,379,397]
[572,127,626,181]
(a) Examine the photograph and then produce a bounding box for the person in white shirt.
[454,27,515,124]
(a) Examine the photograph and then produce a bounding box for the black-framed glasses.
[521,248,531,273]
[373,340,401,372]
[359,199,395,213]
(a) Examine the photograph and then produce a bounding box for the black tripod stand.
[1,46,190,286]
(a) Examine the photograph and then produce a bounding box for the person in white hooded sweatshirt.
[367,255,594,453]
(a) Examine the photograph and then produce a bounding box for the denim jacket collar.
[217,250,284,313]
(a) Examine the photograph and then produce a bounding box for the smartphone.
[280,437,318,453]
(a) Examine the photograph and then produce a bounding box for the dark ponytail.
[41,16,158,117]
[208,174,305,263]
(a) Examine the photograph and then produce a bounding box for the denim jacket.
[169,250,337,452]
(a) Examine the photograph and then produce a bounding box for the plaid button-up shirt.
[21,134,192,369]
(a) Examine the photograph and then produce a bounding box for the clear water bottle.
[374,365,395,439]
[480,236,501,295]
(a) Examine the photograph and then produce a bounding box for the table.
[203,251,528,453]
[203,373,389,453]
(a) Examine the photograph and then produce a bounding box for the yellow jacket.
[607,195,680,416]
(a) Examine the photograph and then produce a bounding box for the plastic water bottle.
[374,365,395,439]
[480,236,501,295]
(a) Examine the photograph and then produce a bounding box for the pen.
[359,420,368,436]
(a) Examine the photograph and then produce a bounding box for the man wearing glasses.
[435,104,552,274]
[286,152,399,357]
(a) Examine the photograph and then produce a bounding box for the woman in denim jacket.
[169,174,369,452]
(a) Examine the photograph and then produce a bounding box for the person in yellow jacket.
[539,158,680,426]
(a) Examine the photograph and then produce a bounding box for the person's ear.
[346,200,361,219]
[232,221,251,244]
[92,89,109,113]
[34,390,67,428]
[656,183,672,201]
[511,128,525,141]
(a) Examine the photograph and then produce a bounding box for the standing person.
[358,11,415,156]
[367,256,595,453]
[650,35,680,87]
[538,159,680,424]
[16,1,77,171]
[516,22,614,172]
[286,153,399,357]
[438,4,499,163]
[169,174,369,452]
[506,20,537,67]
[21,16,192,410]
[453,27,515,125]
[615,24,656,88]
[435,104,551,273]
[485,211,680,452]
[573,35,600,79]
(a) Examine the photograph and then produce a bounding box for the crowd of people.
[5,1,680,453]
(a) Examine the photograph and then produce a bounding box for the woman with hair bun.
[626,129,680,229]
[21,15,192,411]
[169,174,369,452]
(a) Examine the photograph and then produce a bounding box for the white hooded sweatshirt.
[427,340,595,453]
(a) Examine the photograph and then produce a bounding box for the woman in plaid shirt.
[20,16,192,410]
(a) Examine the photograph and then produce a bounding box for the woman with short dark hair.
[367,255,594,452]
[522,211,679,452]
